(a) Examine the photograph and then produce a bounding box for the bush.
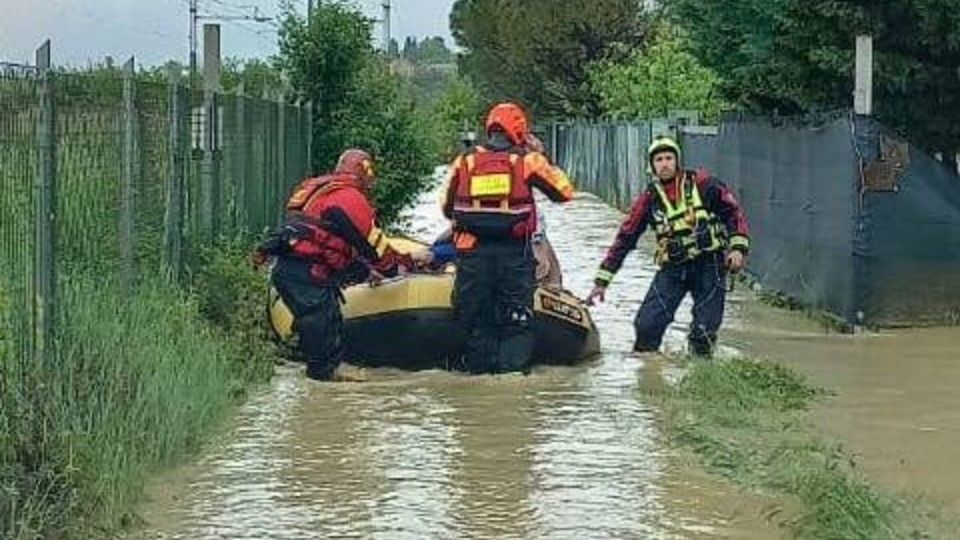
[0,244,275,539]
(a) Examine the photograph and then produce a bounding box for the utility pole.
[307,0,312,21]
[201,24,222,240]
[191,4,272,81]
[189,0,198,83]
[854,35,873,115]
[382,0,391,52]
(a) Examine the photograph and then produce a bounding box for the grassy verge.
[0,241,276,539]
[643,357,954,539]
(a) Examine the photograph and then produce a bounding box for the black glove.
[259,222,313,256]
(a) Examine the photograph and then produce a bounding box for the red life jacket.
[452,148,536,239]
[283,174,366,282]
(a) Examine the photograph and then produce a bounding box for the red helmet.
[485,102,528,145]
[334,149,375,190]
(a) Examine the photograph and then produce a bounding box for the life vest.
[286,175,352,213]
[650,170,726,267]
[452,148,535,239]
[282,174,361,282]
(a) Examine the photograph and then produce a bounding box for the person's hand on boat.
[585,284,606,306]
[367,268,386,287]
[410,247,434,268]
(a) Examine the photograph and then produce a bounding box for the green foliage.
[429,76,485,160]
[394,37,458,114]
[277,2,434,226]
[661,0,960,154]
[646,357,953,539]
[277,2,374,168]
[589,28,727,122]
[221,58,286,98]
[676,358,824,413]
[0,257,275,538]
[398,65,458,111]
[402,36,454,65]
[340,62,437,226]
[190,238,278,377]
[451,0,655,118]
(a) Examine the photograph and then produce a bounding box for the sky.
[0,0,457,68]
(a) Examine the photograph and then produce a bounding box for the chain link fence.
[0,57,310,364]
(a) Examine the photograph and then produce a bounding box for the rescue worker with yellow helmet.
[586,136,750,356]
[441,102,574,374]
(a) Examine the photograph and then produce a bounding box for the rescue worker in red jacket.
[586,137,750,357]
[255,149,409,380]
[441,102,575,374]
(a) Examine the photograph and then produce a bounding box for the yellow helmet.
[647,136,681,173]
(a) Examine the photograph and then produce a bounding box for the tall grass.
[0,246,274,539]
[1,70,296,539]
[645,358,955,539]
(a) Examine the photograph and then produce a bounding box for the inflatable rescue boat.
[267,240,600,369]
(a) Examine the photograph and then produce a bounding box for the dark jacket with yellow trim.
[594,168,750,286]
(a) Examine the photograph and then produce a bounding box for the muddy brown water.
[727,302,960,513]
[134,179,960,538]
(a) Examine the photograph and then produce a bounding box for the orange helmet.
[485,102,528,145]
[334,149,375,190]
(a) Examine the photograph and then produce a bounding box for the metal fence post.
[277,95,286,223]
[261,89,274,227]
[120,56,137,292]
[34,39,56,365]
[200,92,220,241]
[211,92,222,238]
[163,67,185,283]
[233,84,245,231]
[306,100,313,175]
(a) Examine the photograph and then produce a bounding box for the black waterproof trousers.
[272,259,343,380]
[453,240,536,374]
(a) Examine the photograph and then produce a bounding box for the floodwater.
[131,172,960,539]
[130,180,782,539]
[727,301,960,513]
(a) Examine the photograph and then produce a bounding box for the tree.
[662,0,960,155]
[430,76,485,159]
[220,58,285,97]
[277,1,373,166]
[588,28,727,122]
[412,37,453,65]
[403,37,418,59]
[339,62,438,225]
[450,0,654,119]
[276,2,434,225]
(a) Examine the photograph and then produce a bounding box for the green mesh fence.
[0,68,310,364]
[0,74,39,362]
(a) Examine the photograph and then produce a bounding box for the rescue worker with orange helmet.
[586,137,750,357]
[441,102,574,374]
[255,149,411,380]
